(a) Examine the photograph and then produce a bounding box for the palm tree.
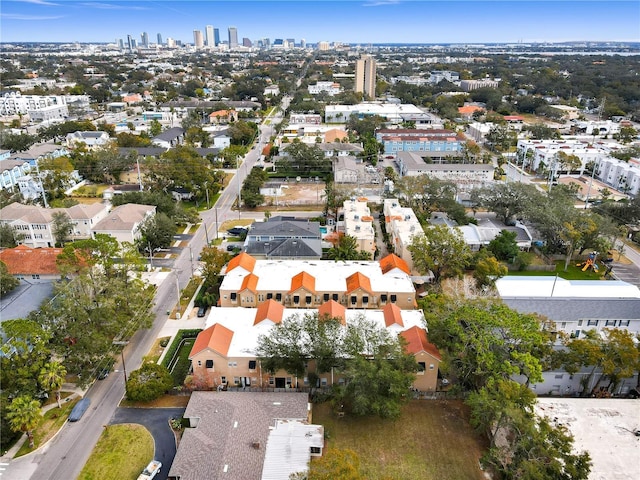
[39,361,67,409]
[328,235,370,261]
[7,395,42,448]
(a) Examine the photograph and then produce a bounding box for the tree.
[38,156,76,200]
[327,234,371,261]
[0,261,19,297]
[305,448,362,480]
[407,226,471,284]
[228,121,258,146]
[6,395,42,448]
[38,362,67,409]
[471,182,542,225]
[149,119,162,137]
[138,212,176,253]
[473,253,508,288]
[126,362,173,402]
[51,211,73,247]
[615,125,637,144]
[487,230,519,262]
[199,246,231,288]
[0,132,39,152]
[0,223,22,247]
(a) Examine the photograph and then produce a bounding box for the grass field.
[78,424,154,480]
[313,400,487,480]
[509,260,605,280]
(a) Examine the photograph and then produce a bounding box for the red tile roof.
[399,326,441,360]
[189,324,234,358]
[0,245,62,275]
[379,253,410,275]
[345,272,372,294]
[240,273,259,293]
[254,299,285,325]
[317,300,346,325]
[383,302,404,327]
[226,252,256,273]
[289,271,316,294]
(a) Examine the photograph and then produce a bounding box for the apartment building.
[339,199,376,257]
[376,129,465,157]
[325,103,437,127]
[0,92,68,118]
[308,81,342,96]
[354,55,376,99]
[383,199,424,275]
[218,252,416,309]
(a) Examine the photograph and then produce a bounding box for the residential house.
[455,217,532,252]
[218,252,417,309]
[65,131,111,150]
[209,110,238,125]
[339,199,376,257]
[333,156,363,184]
[323,128,348,143]
[289,113,322,125]
[188,302,440,392]
[0,245,63,281]
[316,143,364,158]
[151,127,184,149]
[91,203,155,243]
[244,217,322,260]
[263,85,280,96]
[168,392,323,480]
[0,159,32,192]
[383,199,424,275]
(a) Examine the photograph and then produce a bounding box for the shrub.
[126,363,173,402]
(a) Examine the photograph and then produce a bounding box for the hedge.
[160,329,202,369]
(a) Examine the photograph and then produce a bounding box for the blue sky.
[2,1,639,44]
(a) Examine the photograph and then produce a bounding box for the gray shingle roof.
[168,392,310,480]
[245,238,322,259]
[152,127,184,142]
[248,220,320,238]
[503,298,640,322]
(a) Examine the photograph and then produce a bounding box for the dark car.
[227,227,248,236]
[197,306,208,317]
[97,368,109,380]
[68,398,91,422]
[226,244,237,252]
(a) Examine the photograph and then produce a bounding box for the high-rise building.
[242,37,252,48]
[214,28,220,46]
[157,33,163,45]
[141,32,149,48]
[228,27,238,48]
[205,25,214,47]
[193,30,204,48]
[117,38,124,49]
[300,38,306,49]
[166,37,176,48]
[354,55,377,100]
[317,41,330,51]
[127,34,134,51]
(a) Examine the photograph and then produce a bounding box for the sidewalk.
[0,384,86,462]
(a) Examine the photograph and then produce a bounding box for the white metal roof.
[496,276,640,299]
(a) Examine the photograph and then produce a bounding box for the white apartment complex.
[340,199,376,257]
[308,81,342,96]
[383,199,424,274]
[0,92,68,119]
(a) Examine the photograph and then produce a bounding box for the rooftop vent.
[252,442,261,449]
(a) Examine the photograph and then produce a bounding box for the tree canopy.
[407,226,471,284]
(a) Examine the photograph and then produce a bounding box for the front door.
[275,377,286,388]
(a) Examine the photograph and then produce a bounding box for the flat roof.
[496,276,640,299]
[535,398,639,480]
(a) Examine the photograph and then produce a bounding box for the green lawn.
[167,337,196,387]
[313,400,487,480]
[78,424,154,480]
[508,260,604,280]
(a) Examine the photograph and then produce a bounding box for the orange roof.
[345,272,372,294]
[226,252,256,273]
[317,300,346,325]
[209,109,236,117]
[189,323,234,358]
[240,273,259,293]
[289,271,316,294]
[383,303,404,327]
[361,215,374,222]
[458,105,484,114]
[379,253,410,275]
[324,129,348,143]
[399,326,441,360]
[254,299,285,325]
[0,245,62,275]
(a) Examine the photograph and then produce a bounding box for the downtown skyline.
[1,0,640,45]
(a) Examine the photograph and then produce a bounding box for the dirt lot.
[265,182,325,207]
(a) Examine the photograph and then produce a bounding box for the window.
[350,295,357,305]
[303,377,309,386]
[310,446,322,454]
[390,294,397,303]
[619,320,630,327]
[587,320,598,326]
[380,294,387,303]
[32,274,40,279]
[561,322,567,328]
[320,378,328,386]
[323,293,330,301]
[605,320,616,326]
[233,377,240,385]
[221,376,227,384]
[205,360,214,369]
[305,295,312,305]
[248,360,257,370]
[577,320,583,326]
[266,293,273,299]
[230,292,237,301]
[332,293,339,301]
[429,364,434,370]
[362,296,368,304]
[554,374,563,379]
[286,377,292,386]
[293,295,300,305]
[269,376,274,385]
[417,362,425,375]
[276,293,282,301]
[228,361,237,367]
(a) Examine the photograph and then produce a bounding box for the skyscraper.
[205,25,214,47]
[243,37,252,48]
[193,30,204,48]
[214,28,220,46]
[141,32,149,48]
[228,27,238,49]
[354,55,377,100]
[127,34,134,51]
[157,33,163,45]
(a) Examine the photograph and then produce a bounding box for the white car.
[137,460,162,480]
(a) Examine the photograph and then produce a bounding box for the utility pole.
[215,208,219,239]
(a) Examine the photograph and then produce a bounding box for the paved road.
[110,407,186,480]
[3,102,290,480]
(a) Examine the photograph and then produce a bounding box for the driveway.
[110,407,185,480]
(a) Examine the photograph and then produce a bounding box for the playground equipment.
[576,252,599,272]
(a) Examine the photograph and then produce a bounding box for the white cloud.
[78,2,147,10]
[13,0,60,5]
[1,13,65,20]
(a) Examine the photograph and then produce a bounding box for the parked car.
[68,398,91,422]
[97,368,109,380]
[227,227,248,236]
[197,306,208,317]
[226,244,237,252]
